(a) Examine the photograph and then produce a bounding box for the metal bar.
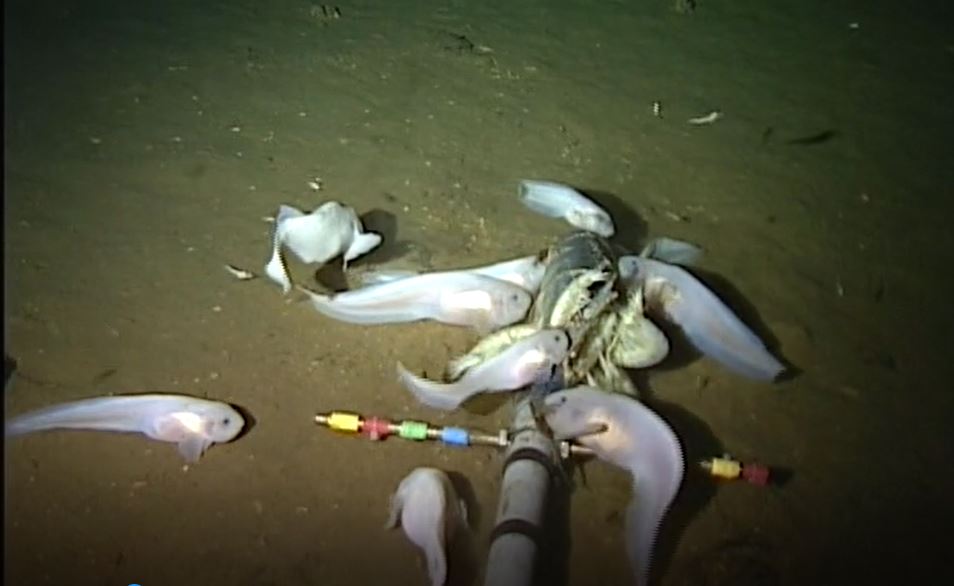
[482,397,558,586]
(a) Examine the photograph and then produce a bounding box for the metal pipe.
[482,397,559,586]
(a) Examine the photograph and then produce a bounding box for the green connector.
[398,420,429,441]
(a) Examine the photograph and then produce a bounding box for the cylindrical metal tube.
[485,229,618,585]
[483,398,558,586]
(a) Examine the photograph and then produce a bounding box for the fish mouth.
[569,421,609,439]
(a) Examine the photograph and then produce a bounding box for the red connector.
[740,462,770,486]
[362,417,392,441]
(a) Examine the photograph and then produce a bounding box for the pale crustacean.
[444,230,668,398]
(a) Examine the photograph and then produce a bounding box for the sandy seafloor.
[4,0,954,585]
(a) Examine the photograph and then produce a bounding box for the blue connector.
[440,427,470,446]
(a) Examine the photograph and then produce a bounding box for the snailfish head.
[542,387,665,469]
[493,287,533,328]
[617,255,642,281]
[538,328,571,361]
[541,387,609,443]
[196,403,246,442]
[567,208,615,238]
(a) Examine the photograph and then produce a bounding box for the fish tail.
[6,405,83,436]
[396,363,473,411]
[5,398,140,436]
[645,258,786,381]
[425,545,448,586]
[300,286,423,325]
[5,414,46,436]
[625,496,656,586]
[681,315,785,381]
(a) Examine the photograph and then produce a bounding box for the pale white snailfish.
[541,386,684,586]
[358,254,548,296]
[5,393,246,463]
[518,179,615,237]
[397,328,570,411]
[618,255,786,381]
[300,270,532,333]
[386,467,467,586]
[265,201,382,293]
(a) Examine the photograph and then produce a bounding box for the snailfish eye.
[222,418,231,426]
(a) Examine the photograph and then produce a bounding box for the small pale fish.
[224,264,256,281]
[264,201,382,294]
[542,386,684,586]
[444,324,540,381]
[300,270,532,332]
[619,255,785,381]
[398,328,570,410]
[518,180,615,237]
[638,237,704,266]
[385,467,467,586]
[359,253,548,296]
[464,253,548,295]
[5,393,245,463]
[687,110,723,125]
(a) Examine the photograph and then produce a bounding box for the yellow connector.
[702,456,742,480]
[327,411,361,433]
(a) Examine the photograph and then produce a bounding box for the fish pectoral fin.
[470,312,497,336]
[276,204,305,222]
[344,232,382,263]
[177,435,213,463]
[384,494,403,530]
[264,249,292,294]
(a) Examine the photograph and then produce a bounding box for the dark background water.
[5,1,953,584]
